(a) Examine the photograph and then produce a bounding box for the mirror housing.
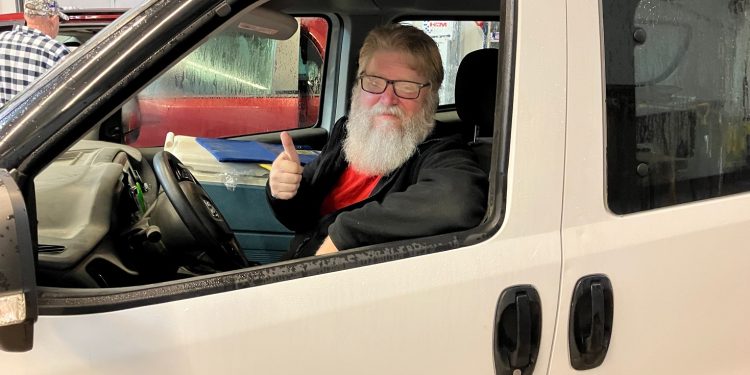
[0,169,37,352]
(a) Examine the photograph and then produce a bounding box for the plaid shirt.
[0,25,69,107]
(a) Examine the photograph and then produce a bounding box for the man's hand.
[315,236,339,255]
[269,131,303,200]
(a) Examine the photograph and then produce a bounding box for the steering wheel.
[152,151,249,270]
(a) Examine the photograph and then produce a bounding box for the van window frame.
[36,3,516,315]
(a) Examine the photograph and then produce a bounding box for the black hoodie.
[266,117,488,259]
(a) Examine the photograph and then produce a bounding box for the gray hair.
[357,24,444,93]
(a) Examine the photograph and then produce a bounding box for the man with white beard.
[267,24,488,259]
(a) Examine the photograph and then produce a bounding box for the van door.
[551,0,750,372]
[0,0,567,373]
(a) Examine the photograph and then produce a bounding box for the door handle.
[584,282,605,353]
[510,293,532,367]
[569,275,614,370]
[494,285,541,375]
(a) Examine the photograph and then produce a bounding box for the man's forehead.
[365,50,425,80]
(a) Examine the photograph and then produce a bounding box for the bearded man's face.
[343,50,437,176]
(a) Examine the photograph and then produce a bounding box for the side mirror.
[119,98,142,145]
[0,170,37,352]
[98,108,127,144]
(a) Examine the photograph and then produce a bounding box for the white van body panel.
[549,0,750,373]
[7,238,562,374]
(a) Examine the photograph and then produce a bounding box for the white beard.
[343,91,436,176]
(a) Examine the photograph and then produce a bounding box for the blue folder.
[196,138,318,165]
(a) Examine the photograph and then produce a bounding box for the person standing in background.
[0,0,70,106]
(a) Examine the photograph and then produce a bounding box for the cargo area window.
[604,0,750,213]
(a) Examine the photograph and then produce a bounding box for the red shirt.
[320,166,381,216]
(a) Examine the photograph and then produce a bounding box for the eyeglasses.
[359,74,431,99]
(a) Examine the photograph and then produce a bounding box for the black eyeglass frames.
[359,74,431,99]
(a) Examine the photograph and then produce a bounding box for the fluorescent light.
[184,60,268,90]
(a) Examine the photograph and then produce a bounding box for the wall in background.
[0,2,19,13]
[58,0,142,8]
[1,1,143,12]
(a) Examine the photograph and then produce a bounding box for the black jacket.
[266,117,488,259]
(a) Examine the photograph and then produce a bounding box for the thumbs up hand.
[269,131,303,200]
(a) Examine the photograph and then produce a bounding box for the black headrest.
[455,48,499,138]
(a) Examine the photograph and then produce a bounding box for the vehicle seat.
[455,48,499,174]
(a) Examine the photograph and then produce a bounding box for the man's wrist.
[315,236,339,255]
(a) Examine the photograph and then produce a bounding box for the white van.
[0,0,748,373]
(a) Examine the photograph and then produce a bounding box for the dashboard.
[35,140,160,287]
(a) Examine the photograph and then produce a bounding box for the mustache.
[367,103,405,119]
